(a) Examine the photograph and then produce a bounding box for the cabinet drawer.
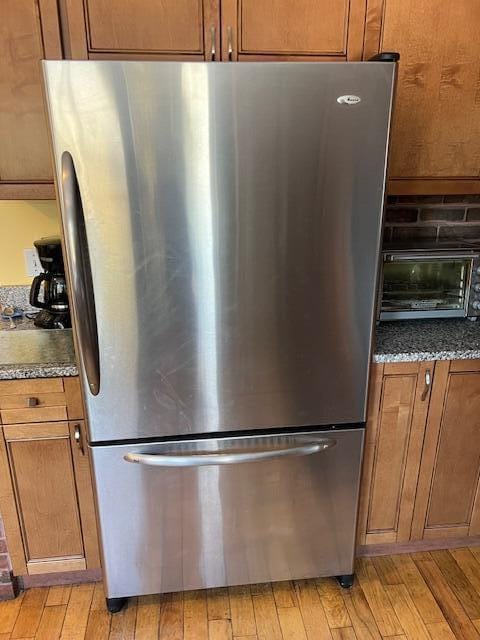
[3,422,70,441]
[0,378,64,396]
[0,379,67,424]
[1,406,68,425]
[0,392,66,410]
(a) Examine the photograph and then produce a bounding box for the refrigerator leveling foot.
[106,597,128,613]
[336,574,354,589]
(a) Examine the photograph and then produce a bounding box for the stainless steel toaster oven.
[379,249,480,321]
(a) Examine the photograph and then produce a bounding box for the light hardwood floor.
[3,549,480,638]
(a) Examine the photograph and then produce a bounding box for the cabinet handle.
[210,26,216,61]
[421,368,432,401]
[227,26,233,61]
[26,397,39,407]
[74,423,85,456]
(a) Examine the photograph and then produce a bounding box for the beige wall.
[0,200,60,285]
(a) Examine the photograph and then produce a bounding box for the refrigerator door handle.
[61,151,100,395]
[123,439,336,467]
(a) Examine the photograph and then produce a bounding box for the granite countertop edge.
[3,349,479,379]
[374,319,480,365]
[373,349,480,364]
[1,319,480,379]
[0,363,78,380]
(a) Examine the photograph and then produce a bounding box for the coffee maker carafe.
[30,237,71,329]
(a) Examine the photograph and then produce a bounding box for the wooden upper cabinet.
[221,0,368,61]
[0,0,61,197]
[365,0,480,194]
[412,360,480,541]
[61,0,221,60]
[357,362,433,547]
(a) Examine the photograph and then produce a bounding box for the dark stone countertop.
[374,318,480,363]
[0,324,77,380]
[2,317,480,379]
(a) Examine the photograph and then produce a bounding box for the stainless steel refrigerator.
[42,59,396,611]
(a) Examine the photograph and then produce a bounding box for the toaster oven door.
[380,253,473,320]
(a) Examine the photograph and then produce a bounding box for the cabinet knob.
[26,397,39,407]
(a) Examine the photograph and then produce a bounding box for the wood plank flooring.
[3,549,480,638]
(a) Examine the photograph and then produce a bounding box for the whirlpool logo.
[337,95,362,105]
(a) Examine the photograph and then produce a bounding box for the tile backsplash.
[384,195,480,245]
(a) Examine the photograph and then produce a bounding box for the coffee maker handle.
[29,274,48,309]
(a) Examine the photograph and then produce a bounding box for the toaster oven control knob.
[476,267,480,275]
[474,284,480,292]
[473,300,480,310]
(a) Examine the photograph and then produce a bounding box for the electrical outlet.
[24,248,42,277]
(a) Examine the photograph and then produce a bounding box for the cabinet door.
[357,362,433,546]
[412,360,480,541]
[0,0,61,197]
[0,420,99,575]
[61,0,220,61]
[365,0,480,194]
[221,0,367,61]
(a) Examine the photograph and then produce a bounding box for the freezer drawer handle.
[123,439,335,467]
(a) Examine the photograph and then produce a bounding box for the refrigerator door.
[43,61,395,442]
[90,428,364,598]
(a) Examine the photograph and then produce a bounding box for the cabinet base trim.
[388,179,480,196]
[27,557,86,575]
[357,535,480,557]
[18,568,102,589]
[0,183,55,199]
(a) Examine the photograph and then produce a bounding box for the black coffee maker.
[29,237,71,329]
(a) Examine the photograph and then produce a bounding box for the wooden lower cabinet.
[0,378,100,576]
[412,360,480,541]
[359,358,480,551]
[358,361,433,546]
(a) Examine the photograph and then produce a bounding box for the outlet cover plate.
[24,248,42,277]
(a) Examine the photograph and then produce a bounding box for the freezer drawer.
[91,428,364,599]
